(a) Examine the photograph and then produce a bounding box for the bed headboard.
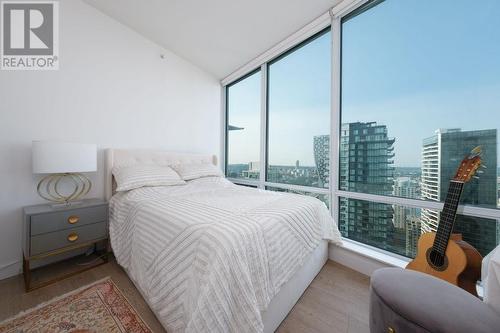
[105,149,217,200]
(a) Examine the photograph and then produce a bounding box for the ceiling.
[84,0,342,79]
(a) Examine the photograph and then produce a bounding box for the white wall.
[0,0,221,279]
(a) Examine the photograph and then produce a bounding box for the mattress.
[109,176,342,333]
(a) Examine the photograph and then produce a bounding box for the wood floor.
[0,258,370,333]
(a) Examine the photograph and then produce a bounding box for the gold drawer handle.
[67,233,79,242]
[68,215,80,224]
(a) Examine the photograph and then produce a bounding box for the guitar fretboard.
[432,180,464,255]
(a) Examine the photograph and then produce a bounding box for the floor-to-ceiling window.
[224,0,500,260]
[225,28,331,205]
[226,70,261,180]
[338,0,500,258]
[267,29,331,189]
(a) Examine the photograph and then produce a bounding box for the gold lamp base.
[37,173,92,204]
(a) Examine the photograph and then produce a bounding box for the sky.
[227,0,500,168]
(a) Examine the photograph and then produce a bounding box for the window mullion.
[221,85,227,174]
[331,16,342,218]
[259,64,268,190]
[336,190,500,221]
[264,182,330,195]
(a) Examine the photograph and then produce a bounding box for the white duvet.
[109,177,342,333]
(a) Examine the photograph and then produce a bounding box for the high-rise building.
[313,135,329,188]
[405,216,421,258]
[497,176,500,207]
[241,161,260,179]
[336,122,396,251]
[393,177,419,201]
[421,128,498,256]
[393,177,420,229]
[421,134,441,232]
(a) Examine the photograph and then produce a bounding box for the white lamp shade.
[32,141,97,174]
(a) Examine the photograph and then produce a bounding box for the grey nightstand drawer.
[31,205,107,236]
[30,222,107,256]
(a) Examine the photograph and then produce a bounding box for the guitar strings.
[433,183,462,254]
[432,181,464,257]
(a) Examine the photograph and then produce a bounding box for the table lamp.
[32,141,97,205]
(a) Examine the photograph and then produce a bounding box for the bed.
[105,149,342,333]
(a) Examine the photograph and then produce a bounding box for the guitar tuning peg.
[473,176,480,179]
[477,170,484,174]
[482,165,487,168]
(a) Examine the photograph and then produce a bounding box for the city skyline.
[228,123,499,257]
[224,0,500,260]
[228,125,500,168]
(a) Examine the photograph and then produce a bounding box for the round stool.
[369,267,500,333]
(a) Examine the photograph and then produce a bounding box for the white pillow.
[172,163,223,181]
[112,165,185,191]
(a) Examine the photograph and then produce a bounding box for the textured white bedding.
[109,177,342,333]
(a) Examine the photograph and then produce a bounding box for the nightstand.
[22,199,109,292]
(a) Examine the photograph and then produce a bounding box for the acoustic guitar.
[406,147,483,296]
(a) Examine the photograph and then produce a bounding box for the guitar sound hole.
[426,249,448,271]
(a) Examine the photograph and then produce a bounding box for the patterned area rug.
[0,277,152,333]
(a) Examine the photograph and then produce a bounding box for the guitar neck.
[432,180,464,255]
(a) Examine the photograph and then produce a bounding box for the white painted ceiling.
[84,0,342,79]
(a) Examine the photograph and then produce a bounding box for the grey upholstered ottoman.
[370,267,500,333]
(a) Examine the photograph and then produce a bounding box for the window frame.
[224,68,261,181]
[222,0,500,260]
[265,27,332,190]
[224,27,332,199]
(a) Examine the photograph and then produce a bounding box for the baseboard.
[0,260,22,280]
[329,241,409,276]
